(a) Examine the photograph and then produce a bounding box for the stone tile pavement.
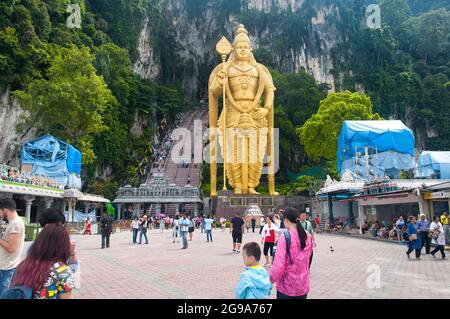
[58,228,450,299]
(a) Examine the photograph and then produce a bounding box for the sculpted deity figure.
[208,24,278,196]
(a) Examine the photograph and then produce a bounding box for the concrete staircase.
[145,108,208,217]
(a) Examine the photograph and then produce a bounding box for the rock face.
[134,0,340,99]
[0,88,36,166]
[133,17,161,80]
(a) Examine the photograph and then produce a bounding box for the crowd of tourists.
[150,112,187,173]
[361,211,450,253]
[127,212,216,249]
[0,165,64,190]
[399,212,447,260]
[360,212,448,260]
[2,195,447,300]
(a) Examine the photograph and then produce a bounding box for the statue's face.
[235,41,251,61]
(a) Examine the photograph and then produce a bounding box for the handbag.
[409,233,417,241]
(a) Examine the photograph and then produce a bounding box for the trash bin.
[25,224,42,241]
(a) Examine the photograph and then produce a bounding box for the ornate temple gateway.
[113,173,202,218]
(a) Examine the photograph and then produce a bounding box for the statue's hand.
[252,108,269,121]
[216,70,226,86]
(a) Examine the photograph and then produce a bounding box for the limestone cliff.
[0,88,36,166]
[134,0,340,99]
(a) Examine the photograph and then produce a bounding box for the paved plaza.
[60,228,450,299]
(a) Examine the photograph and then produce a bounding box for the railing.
[117,186,200,199]
[0,163,65,190]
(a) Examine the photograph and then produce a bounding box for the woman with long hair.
[10,223,74,299]
[269,207,313,299]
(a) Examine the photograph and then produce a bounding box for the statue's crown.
[233,24,251,46]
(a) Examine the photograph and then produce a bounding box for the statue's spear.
[215,37,232,192]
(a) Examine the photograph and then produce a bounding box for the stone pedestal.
[213,190,285,220]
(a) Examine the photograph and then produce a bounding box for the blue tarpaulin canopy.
[416,151,450,179]
[337,121,415,178]
[21,135,82,186]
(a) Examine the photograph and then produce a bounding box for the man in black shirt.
[100,212,113,249]
[251,217,256,233]
[230,212,245,254]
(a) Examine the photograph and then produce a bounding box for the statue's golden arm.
[263,89,275,110]
[262,66,276,111]
[208,64,224,197]
[209,64,225,101]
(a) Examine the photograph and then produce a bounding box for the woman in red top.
[261,216,277,266]
[83,217,92,235]
[314,215,321,234]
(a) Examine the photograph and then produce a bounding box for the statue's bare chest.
[228,65,259,98]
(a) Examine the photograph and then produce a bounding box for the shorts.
[263,242,275,256]
[232,232,243,244]
[188,227,194,233]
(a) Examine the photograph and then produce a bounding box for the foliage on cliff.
[0,0,183,195]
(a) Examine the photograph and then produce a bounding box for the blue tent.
[337,121,415,178]
[416,151,450,179]
[21,135,82,186]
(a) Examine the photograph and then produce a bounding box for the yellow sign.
[424,192,432,200]
[424,192,449,200]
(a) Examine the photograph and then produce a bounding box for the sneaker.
[431,253,436,258]
[232,249,236,252]
[236,250,240,254]
[406,252,410,259]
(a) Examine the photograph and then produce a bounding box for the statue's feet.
[234,188,242,195]
[270,191,280,196]
[248,188,259,194]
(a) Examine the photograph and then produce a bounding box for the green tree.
[15,45,116,164]
[404,9,450,64]
[297,91,382,164]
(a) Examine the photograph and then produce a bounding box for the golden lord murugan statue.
[208,24,278,196]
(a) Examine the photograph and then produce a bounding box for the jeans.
[0,268,16,297]
[206,229,213,242]
[101,231,111,248]
[431,245,446,258]
[419,231,431,254]
[173,227,179,241]
[181,231,188,248]
[252,224,255,233]
[139,228,149,244]
[132,228,139,243]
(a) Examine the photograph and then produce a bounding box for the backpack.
[273,230,292,264]
[1,285,33,299]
